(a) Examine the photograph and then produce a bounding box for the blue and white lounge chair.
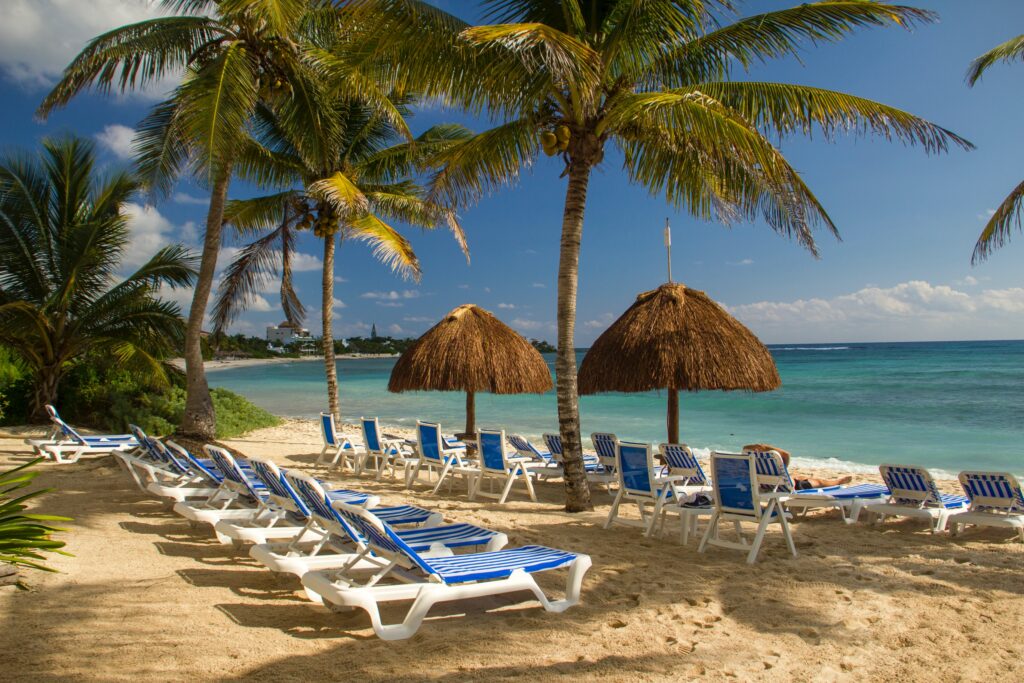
[26,404,138,463]
[471,429,537,503]
[951,471,1024,541]
[316,412,356,470]
[605,441,710,543]
[590,432,620,472]
[360,417,413,481]
[746,449,889,524]
[249,464,441,578]
[864,464,969,533]
[659,443,710,487]
[411,421,477,494]
[115,427,219,503]
[507,434,562,480]
[302,501,593,640]
[698,451,797,564]
[542,433,613,487]
[651,443,714,543]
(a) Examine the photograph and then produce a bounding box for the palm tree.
[0,137,197,420]
[967,33,1024,263]
[212,95,470,420]
[36,0,367,439]
[341,0,972,510]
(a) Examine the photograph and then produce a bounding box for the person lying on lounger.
[743,444,852,490]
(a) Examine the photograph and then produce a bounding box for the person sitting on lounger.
[743,444,852,490]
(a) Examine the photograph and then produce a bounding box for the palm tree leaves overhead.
[971,180,1024,264]
[967,33,1024,85]
[0,137,197,414]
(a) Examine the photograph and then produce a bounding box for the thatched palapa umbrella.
[578,282,780,444]
[388,304,553,435]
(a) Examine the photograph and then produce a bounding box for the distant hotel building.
[266,321,312,344]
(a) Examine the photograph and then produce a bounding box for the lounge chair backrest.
[333,501,435,575]
[958,471,1024,514]
[128,424,148,444]
[710,451,764,518]
[747,450,794,492]
[416,421,445,463]
[249,458,301,514]
[45,404,59,421]
[617,441,655,497]
[205,445,257,497]
[284,471,366,544]
[542,433,563,460]
[48,407,85,444]
[478,429,509,474]
[150,439,191,476]
[361,417,382,453]
[165,440,220,482]
[508,434,545,460]
[591,432,618,460]
[660,443,708,486]
[320,412,339,447]
[878,464,943,507]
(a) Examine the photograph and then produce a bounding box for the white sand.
[2,419,1022,681]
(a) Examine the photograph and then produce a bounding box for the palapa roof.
[578,282,780,394]
[388,304,553,394]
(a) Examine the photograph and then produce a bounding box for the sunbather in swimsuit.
[743,444,852,490]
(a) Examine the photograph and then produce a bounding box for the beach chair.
[950,471,1024,541]
[410,421,477,494]
[864,464,969,533]
[660,444,709,486]
[471,429,537,503]
[302,501,593,640]
[115,427,219,503]
[542,433,614,488]
[25,404,138,463]
[745,449,890,524]
[507,434,562,480]
[698,451,797,564]
[249,465,443,579]
[316,412,356,470]
[360,417,414,481]
[652,443,714,543]
[590,432,620,472]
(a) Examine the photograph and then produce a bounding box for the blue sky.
[2,0,1023,344]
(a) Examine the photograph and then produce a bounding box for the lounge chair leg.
[698,511,719,554]
[431,463,453,495]
[497,473,517,504]
[523,469,537,502]
[746,513,773,564]
[604,489,625,529]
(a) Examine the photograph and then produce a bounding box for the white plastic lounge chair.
[470,429,537,503]
[114,426,219,503]
[360,417,414,481]
[950,471,1024,541]
[316,412,356,470]
[249,466,444,579]
[542,433,614,487]
[507,434,562,480]
[864,464,969,533]
[746,449,889,524]
[410,421,477,494]
[698,451,797,564]
[590,432,620,472]
[26,404,139,463]
[659,443,710,488]
[652,443,714,543]
[302,501,593,640]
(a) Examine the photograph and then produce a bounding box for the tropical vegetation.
[0,137,196,422]
[338,0,971,510]
[0,458,71,589]
[967,32,1024,263]
[212,92,470,422]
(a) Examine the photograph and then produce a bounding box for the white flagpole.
[664,218,672,283]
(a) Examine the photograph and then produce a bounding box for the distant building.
[370,323,378,340]
[266,320,311,345]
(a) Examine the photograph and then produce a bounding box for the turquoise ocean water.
[208,340,1024,476]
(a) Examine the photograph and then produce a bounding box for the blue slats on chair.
[794,483,889,499]
[479,431,507,473]
[422,546,577,583]
[320,413,337,447]
[362,418,381,452]
[592,433,617,460]
[959,472,1024,512]
[417,422,444,463]
[618,442,655,495]
[508,434,550,461]
[662,444,708,485]
[713,454,756,513]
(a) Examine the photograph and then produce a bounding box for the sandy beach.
[2,418,1022,682]
[169,354,398,373]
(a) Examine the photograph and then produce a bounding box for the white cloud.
[248,294,273,312]
[458,284,470,289]
[180,220,199,244]
[403,316,434,323]
[728,258,754,266]
[95,124,137,160]
[361,290,420,300]
[977,208,997,221]
[955,275,979,287]
[376,301,405,308]
[173,192,209,206]
[727,279,1024,343]
[531,282,546,288]
[583,313,615,329]
[0,0,177,97]
[497,303,517,309]
[511,318,552,332]
[121,202,176,269]
[387,323,405,335]
[332,297,346,310]
[291,252,323,272]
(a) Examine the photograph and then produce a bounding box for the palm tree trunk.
[322,234,340,421]
[29,362,62,423]
[556,160,594,512]
[180,173,230,439]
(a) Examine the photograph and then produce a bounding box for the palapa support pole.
[667,388,679,444]
[465,390,476,437]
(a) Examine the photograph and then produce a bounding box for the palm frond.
[308,171,370,216]
[967,33,1024,85]
[210,224,288,333]
[346,212,421,281]
[972,178,1024,264]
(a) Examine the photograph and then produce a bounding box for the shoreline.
[169,353,399,373]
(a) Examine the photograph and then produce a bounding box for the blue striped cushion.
[423,545,578,584]
[794,483,889,500]
[326,489,371,505]
[938,493,969,508]
[396,523,497,550]
[371,504,435,525]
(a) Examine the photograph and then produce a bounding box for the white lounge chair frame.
[864,464,969,533]
[950,471,1024,541]
[471,429,537,503]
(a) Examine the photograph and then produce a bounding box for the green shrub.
[0,458,71,588]
[210,388,280,438]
